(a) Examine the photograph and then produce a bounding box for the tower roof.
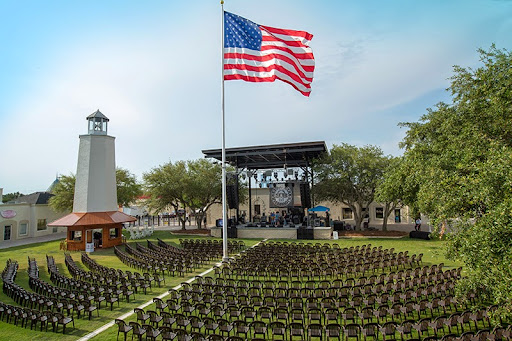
[86,109,109,121]
[47,176,60,193]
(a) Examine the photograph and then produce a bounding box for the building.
[0,188,67,246]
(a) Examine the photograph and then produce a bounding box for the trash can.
[333,220,344,231]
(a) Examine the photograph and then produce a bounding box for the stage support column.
[248,173,252,222]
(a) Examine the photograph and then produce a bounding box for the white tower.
[73,110,118,213]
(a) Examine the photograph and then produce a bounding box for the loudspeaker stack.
[226,184,239,209]
[300,183,312,208]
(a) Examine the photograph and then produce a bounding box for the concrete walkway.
[0,224,208,250]
[0,232,67,250]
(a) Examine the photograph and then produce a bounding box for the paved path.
[0,224,208,250]
[0,232,67,250]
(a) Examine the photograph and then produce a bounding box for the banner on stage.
[269,185,294,208]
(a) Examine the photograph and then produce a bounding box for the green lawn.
[0,233,461,341]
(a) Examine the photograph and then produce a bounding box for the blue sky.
[1,0,511,194]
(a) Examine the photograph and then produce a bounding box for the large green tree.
[48,168,142,212]
[374,156,412,231]
[313,143,389,230]
[185,159,223,229]
[143,159,223,230]
[399,46,512,319]
[48,174,76,212]
[116,168,144,207]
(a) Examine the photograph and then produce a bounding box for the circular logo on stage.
[271,187,293,207]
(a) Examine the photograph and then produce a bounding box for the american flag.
[224,11,315,97]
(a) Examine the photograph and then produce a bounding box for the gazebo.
[49,211,134,251]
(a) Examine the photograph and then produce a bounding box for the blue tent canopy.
[308,205,330,212]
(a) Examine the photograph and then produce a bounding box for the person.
[203,216,207,228]
[415,217,422,231]
[325,211,330,227]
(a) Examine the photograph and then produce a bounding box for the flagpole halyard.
[221,0,229,261]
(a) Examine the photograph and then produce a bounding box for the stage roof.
[202,141,327,169]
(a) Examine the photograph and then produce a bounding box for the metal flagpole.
[221,0,229,261]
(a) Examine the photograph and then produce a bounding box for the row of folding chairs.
[0,301,74,334]
[121,306,510,340]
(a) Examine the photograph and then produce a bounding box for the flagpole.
[221,0,228,261]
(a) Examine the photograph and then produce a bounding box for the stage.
[210,225,332,240]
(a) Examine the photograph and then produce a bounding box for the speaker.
[409,231,430,240]
[300,183,312,208]
[227,184,238,209]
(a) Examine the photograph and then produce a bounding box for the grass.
[0,232,461,340]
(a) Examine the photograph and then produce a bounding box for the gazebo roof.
[202,141,327,169]
[48,211,135,227]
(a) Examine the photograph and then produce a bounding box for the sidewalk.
[0,224,207,250]
[0,232,67,250]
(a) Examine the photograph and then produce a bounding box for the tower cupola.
[87,110,109,135]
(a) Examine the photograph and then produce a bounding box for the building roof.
[86,109,109,121]
[48,211,136,227]
[14,192,54,205]
[202,141,327,169]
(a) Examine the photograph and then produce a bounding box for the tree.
[374,157,405,231]
[374,156,422,231]
[143,159,223,230]
[399,46,512,319]
[313,143,389,230]
[48,168,142,212]
[143,161,188,230]
[1,191,24,203]
[116,167,143,207]
[48,174,76,212]
[185,159,222,229]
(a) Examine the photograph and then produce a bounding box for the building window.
[342,208,353,219]
[71,230,82,241]
[395,209,401,223]
[37,219,47,231]
[375,207,384,219]
[110,228,119,239]
[19,223,28,236]
[254,205,261,216]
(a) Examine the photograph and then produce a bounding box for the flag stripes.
[223,11,315,97]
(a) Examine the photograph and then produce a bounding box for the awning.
[308,205,330,212]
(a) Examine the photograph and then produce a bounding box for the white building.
[0,188,67,246]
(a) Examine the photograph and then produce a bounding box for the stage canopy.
[202,141,327,169]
